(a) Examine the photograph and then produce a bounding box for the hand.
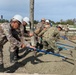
[29,32,34,37]
[21,44,26,48]
[29,46,36,50]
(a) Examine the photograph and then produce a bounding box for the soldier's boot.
[10,51,17,63]
[0,49,4,72]
[46,48,55,53]
[15,48,21,59]
[0,64,4,72]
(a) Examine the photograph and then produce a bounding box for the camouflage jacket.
[38,27,60,41]
[34,22,45,35]
[0,23,25,47]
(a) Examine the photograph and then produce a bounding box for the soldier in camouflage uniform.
[58,24,68,40]
[22,17,30,37]
[45,19,51,27]
[28,18,46,56]
[34,18,45,35]
[0,15,34,72]
[38,24,61,53]
[31,18,46,48]
[63,24,69,39]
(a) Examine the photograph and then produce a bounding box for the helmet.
[58,24,63,28]
[45,20,50,23]
[12,15,23,23]
[23,17,29,25]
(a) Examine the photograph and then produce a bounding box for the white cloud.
[34,0,76,21]
[0,0,76,22]
[0,0,29,20]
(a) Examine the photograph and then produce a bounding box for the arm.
[52,29,60,41]
[1,23,22,47]
[38,28,47,37]
[34,23,42,35]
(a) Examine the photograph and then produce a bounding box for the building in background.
[0,15,3,20]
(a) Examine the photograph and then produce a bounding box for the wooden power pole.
[30,0,34,30]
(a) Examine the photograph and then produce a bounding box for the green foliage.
[65,19,74,25]
[0,19,9,23]
[34,20,39,24]
[34,18,76,26]
[56,19,75,25]
[49,20,55,24]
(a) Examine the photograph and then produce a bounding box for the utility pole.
[29,0,36,50]
[30,0,34,30]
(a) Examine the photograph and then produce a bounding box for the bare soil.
[2,39,76,75]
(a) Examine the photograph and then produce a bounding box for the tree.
[49,20,55,24]
[34,20,39,24]
[66,19,74,25]
[0,19,9,23]
[55,19,75,25]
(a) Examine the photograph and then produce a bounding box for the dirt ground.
[1,39,76,75]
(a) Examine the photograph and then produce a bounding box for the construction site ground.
[1,38,76,75]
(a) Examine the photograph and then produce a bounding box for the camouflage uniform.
[21,25,29,37]
[64,26,69,39]
[34,22,45,35]
[38,27,60,53]
[59,27,69,40]
[0,23,26,64]
[31,22,45,47]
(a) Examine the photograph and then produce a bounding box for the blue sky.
[0,0,76,22]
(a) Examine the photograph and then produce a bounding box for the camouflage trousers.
[30,35,43,49]
[0,37,7,65]
[0,46,3,65]
[42,39,59,52]
[30,34,42,47]
[0,42,18,65]
[30,35,37,47]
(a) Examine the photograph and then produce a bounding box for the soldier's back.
[43,27,57,40]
